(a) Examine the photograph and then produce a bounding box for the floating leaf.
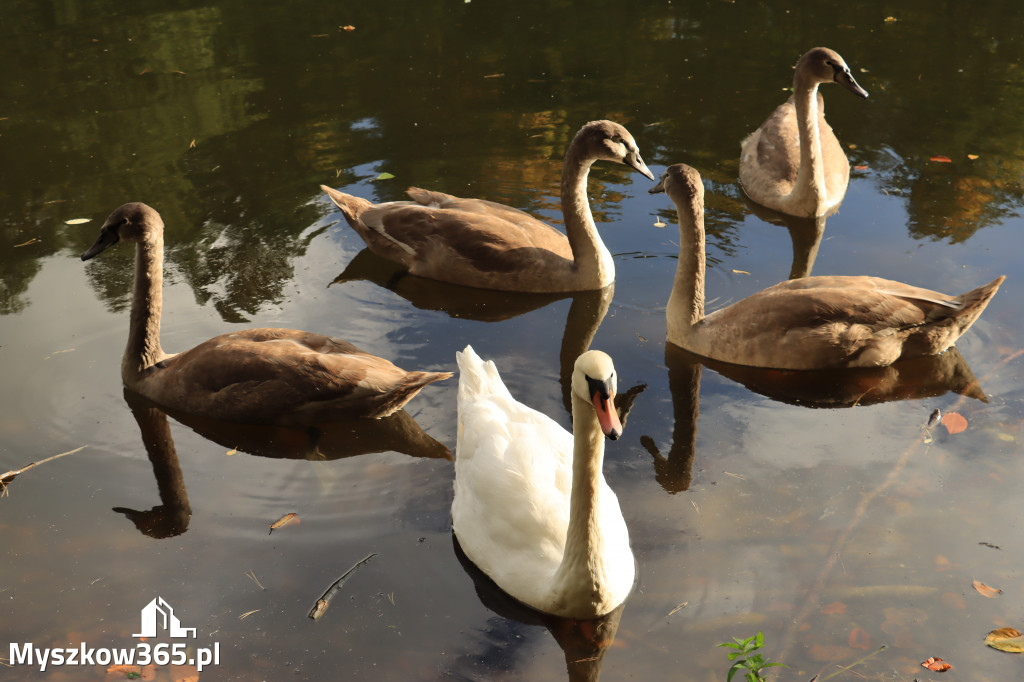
[853,164,869,171]
[374,171,395,180]
[921,657,952,671]
[14,238,40,247]
[225,447,237,456]
[967,154,979,160]
[973,579,1002,598]
[732,269,750,275]
[884,16,898,22]
[654,219,666,227]
[342,24,355,31]
[930,155,953,163]
[65,218,91,225]
[985,627,1024,653]
[269,512,300,534]
[941,412,968,435]
[188,139,196,148]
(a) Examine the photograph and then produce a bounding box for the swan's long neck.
[123,233,167,383]
[549,391,612,616]
[561,146,614,289]
[667,189,706,341]
[789,76,827,212]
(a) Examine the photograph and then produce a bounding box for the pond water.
[3,1,1024,680]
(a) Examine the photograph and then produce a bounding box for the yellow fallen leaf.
[967,154,979,160]
[65,218,91,225]
[269,512,300,534]
[972,579,1002,598]
[14,238,40,247]
[225,447,237,456]
[189,139,196,148]
[985,627,1024,653]
[732,269,750,275]
[654,219,666,228]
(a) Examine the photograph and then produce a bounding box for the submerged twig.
[1,446,88,493]
[308,553,378,621]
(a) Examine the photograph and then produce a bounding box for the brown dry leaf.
[14,238,41,247]
[820,601,846,615]
[269,512,300,534]
[972,579,1002,598]
[930,155,953,163]
[106,664,142,675]
[853,164,869,171]
[848,627,870,650]
[985,627,1024,653]
[941,412,968,435]
[189,139,197,149]
[921,656,952,671]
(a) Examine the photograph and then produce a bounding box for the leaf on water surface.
[921,656,952,671]
[14,238,41,247]
[105,664,141,678]
[848,627,870,650]
[930,155,953,163]
[972,579,1002,598]
[65,218,91,225]
[269,512,300,534]
[654,219,666,227]
[374,172,395,180]
[189,139,196,149]
[941,412,968,435]
[225,447,237,456]
[854,164,869,171]
[342,25,355,31]
[884,16,898,22]
[731,269,750,275]
[985,627,1024,653]
[968,154,979,160]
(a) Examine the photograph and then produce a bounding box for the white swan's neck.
[548,391,614,617]
[789,77,828,213]
[124,234,167,383]
[667,189,706,342]
[561,145,614,289]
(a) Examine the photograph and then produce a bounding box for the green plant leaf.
[374,171,395,180]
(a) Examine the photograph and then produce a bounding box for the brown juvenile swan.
[81,203,451,424]
[651,164,1004,369]
[740,47,869,217]
[321,120,654,293]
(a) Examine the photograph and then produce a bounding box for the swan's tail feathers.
[456,345,512,401]
[321,185,374,225]
[911,275,1005,356]
[373,370,453,418]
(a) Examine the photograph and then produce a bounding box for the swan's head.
[649,164,704,205]
[574,120,655,181]
[796,47,869,99]
[572,350,622,440]
[81,203,164,260]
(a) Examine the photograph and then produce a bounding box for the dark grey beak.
[625,149,655,181]
[81,225,120,260]
[649,176,667,194]
[837,69,869,99]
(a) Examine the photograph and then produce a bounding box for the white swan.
[740,47,869,217]
[322,120,654,293]
[651,164,1005,369]
[452,345,634,618]
[81,203,451,424]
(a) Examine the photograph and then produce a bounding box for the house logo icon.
[133,597,197,638]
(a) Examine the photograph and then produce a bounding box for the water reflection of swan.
[333,262,643,417]
[742,198,828,280]
[641,344,989,495]
[115,389,450,538]
[452,535,624,682]
[322,120,654,292]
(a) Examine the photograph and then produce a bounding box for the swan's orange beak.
[592,391,622,441]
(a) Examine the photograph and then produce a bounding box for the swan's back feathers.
[144,329,451,422]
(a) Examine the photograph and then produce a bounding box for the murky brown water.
[3,2,1024,680]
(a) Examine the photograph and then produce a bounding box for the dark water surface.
[3,1,1024,680]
